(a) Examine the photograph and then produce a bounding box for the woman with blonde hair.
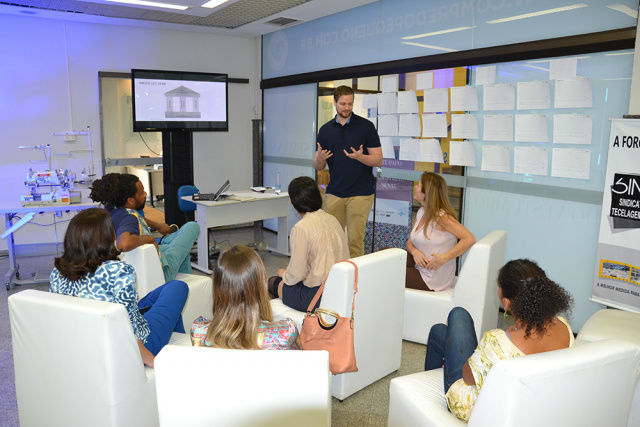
[406,171,475,291]
[191,245,301,350]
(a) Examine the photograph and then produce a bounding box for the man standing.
[90,173,199,282]
[314,85,383,258]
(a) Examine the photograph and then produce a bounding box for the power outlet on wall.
[64,134,76,141]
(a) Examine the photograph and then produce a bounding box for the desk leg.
[192,204,212,275]
[4,213,18,290]
[268,214,290,256]
[149,179,155,208]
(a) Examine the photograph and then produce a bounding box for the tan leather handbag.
[299,260,358,375]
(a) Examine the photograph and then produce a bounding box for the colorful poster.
[364,158,414,253]
[592,119,640,312]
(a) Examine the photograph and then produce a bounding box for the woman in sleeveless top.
[406,172,475,291]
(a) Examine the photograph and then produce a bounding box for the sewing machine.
[21,168,78,206]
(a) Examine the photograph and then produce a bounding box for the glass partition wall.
[315,68,469,245]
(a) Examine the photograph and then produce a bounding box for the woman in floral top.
[192,245,301,350]
[50,208,188,368]
[424,259,574,422]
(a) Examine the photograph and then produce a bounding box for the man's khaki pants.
[324,193,374,258]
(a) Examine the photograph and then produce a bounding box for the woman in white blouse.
[406,172,475,291]
[268,176,349,311]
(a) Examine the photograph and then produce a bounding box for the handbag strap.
[305,260,359,318]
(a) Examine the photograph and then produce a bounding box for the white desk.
[0,201,98,289]
[183,191,290,274]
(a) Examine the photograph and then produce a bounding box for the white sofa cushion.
[388,338,640,427]
[271,248,407,400]
[155,345,331,427]
[403,230,507,344]
[122,244,213,331]
[10,290,160,427]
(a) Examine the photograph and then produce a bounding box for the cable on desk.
[26,219,72,227]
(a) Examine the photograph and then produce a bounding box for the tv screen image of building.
[131,69,228,132]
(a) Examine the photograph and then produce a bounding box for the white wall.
[0,13,258,250]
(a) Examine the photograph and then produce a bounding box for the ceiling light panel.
[487,4,588,24]
[401,41,458,53]
[402,26,475,40]
[0,0,312,29]
[606,3,638,18]
[196,0,310,28]
[104,0,188,10]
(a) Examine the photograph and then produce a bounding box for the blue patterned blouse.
[50,260,150,343]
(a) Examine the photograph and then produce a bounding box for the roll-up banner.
[592,118,640,312]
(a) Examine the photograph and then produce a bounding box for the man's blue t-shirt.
[317,113,381,198]
[108,207,149,238]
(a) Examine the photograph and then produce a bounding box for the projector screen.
[132,69,228,132]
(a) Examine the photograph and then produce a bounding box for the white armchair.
[154,345,331,427]
[403,230,507,344]
[122,243,213,331]
[577,308,640,427]
[8,289,190,427]
[388,338,640,427]
[270,248,407,400]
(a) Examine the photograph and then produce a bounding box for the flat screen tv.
[131,69,228,132]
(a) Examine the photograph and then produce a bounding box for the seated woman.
[192,245,301,350]
[267,176,349,312]
[406,171,475,291]
[50,208,188,368]
[425,259,574,422]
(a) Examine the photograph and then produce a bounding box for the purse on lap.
[299,260,358,375]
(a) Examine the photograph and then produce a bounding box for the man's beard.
[338,110,352,119]
[135,199,146,210]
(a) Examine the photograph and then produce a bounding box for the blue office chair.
[177,185,199,223]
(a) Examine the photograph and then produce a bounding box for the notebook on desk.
[192,180,230,201]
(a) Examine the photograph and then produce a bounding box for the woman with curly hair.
[424,259,574,422]
[50,208,188,368]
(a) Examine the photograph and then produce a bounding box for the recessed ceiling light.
[606,4,638,18]
[104,0,189,10]
[200,0,231,9]
[401,42,458,53]
[402,26,475,40]
[487,4,588,24]
[520,64,549,72]
[525,56,590,64]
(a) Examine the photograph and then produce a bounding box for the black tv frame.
[131,69,228,132]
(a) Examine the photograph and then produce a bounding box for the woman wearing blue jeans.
[50,208,188,368]
[425,307,478,393]
[424,259,574,421]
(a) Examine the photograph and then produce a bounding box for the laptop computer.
[192,180,230,201]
